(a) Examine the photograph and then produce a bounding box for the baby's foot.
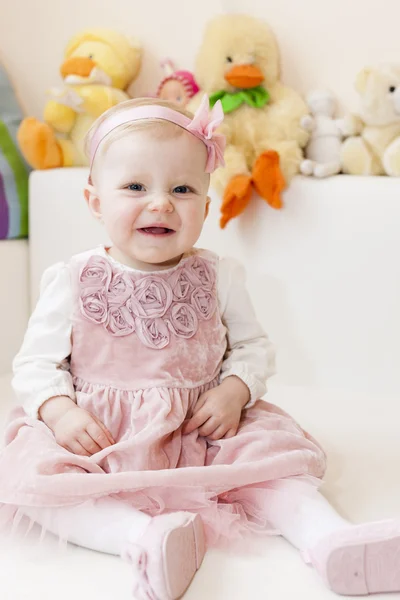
[123,511,205,600]
[307,520,400,595]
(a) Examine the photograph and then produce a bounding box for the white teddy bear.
[300,90,344,178]
[340,64,400,176]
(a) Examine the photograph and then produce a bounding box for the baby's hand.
[183,376,250,440]
[39,395,115,456]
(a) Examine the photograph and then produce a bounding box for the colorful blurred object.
[0,65,29,239]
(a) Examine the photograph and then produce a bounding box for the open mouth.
[138,227,175,236]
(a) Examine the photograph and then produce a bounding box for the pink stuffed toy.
[156,59,199,108]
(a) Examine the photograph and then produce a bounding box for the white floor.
[1,372,400,600]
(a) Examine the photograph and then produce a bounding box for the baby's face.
[88,128,210,270]
[159,79,188,107]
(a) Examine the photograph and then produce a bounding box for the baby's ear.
[84,184,102,221]
[205,196,211,219]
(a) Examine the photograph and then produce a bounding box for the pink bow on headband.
[89,95,226,174]
[187,95,226,172]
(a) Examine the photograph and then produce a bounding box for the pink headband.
[89,94,225,173]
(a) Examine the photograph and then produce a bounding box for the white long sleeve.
[13,252,275,418]
[12,263,75,419]
[218,258,276,407]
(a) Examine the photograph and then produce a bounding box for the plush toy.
[300,90,344,178]
[341,65,400,176]
[188,14,309,228]
[17,29,142,169]
[0,63,29,239]
[156,59,199,108]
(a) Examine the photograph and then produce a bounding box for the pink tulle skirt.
[0,377,326,547]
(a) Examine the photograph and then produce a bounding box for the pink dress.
[0,249,326,546]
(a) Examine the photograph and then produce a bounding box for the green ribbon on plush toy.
[209,86,270,114]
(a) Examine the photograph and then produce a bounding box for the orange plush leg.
[17,118,63,169]
[252,150,286,210]
[220,174,253,229]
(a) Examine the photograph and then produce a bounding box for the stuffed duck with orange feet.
[18,29,141,169]
[188,14,310,228]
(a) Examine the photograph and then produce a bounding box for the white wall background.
[0,0,399,118]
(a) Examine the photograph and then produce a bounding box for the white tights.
[260,479,350,550]
[22,497,151,555]
[21,479,350,556]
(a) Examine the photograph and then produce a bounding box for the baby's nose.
[148,196,174,212]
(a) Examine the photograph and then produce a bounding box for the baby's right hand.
[39,396,115,457]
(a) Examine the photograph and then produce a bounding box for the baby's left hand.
[183,376,250,440]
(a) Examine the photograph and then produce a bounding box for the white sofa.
[1,169,400,600]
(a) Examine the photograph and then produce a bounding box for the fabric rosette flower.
[168,269,195,301]
[135,317,170,349]
[79,256,112,290]
[107,271,134,307]
[128,276,172,318]
[80,290,108,324]
[106,304,135,336]
[167,302,198,339]
[191,287,216,321]
[186,256,215,289]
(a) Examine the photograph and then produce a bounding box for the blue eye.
[174,186,191,194]
[128,183,144,191]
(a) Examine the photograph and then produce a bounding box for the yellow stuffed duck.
[189,14,309,228]
[18,29,141,169]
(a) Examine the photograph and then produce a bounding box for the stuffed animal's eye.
[88,54,94,60]
[226,56,233,63]
[389,86,396,93]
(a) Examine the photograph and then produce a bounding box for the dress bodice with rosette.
[71,249,226,390]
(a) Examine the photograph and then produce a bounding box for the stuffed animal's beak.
[224,65,264,89]
[60,57,96,79]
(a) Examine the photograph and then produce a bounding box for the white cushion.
[30,169,400,396]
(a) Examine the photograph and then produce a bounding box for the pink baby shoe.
[123,511,205,599]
